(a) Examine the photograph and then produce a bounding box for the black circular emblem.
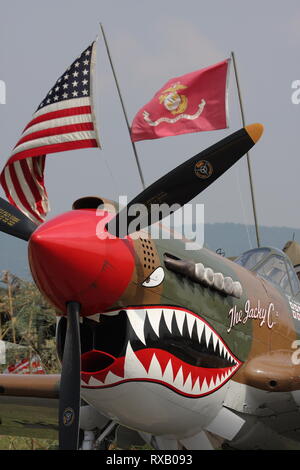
[194,160,213,179]
[63,407,75,427]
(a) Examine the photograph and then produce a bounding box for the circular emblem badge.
[194,160,213,179]
[63,407,75,427]
[164,92,182,112]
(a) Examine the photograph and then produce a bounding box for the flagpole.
[231,51,261,248]
[100,23,146,190]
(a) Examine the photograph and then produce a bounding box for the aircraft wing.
[0,374,59,440]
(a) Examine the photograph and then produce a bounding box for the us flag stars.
[37,45,92,110]
[1,40,100,224]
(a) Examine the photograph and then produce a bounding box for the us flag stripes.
[4,355,45,374]
[0,41,100,224]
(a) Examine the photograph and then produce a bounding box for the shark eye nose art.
[142,267,165,288]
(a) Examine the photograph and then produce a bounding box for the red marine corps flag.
[0,41,100,224]
[131,59,230,142]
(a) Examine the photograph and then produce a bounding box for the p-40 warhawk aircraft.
[2,123,300,451]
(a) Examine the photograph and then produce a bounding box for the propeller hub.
[28,209,135,316]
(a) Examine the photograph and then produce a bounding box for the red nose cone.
[28,209,135,316]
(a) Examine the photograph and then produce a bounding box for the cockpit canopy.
[235,247,300,297]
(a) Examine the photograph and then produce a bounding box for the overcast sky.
[0,0,300,239]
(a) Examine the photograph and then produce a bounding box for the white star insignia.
[55,86,60,92]
[54,95,59,101]
[63,83,68,89]
[82,69,88,76]
[73,71,79,78]
[72,80,78,88]
[63,93,68,99]
[83,59,89,66]
[82,79,88,86]
[82,89,88,96]
[72,90,78,97]
[85,50,91,56]
[75,61,80,68]
[64,74,69,80]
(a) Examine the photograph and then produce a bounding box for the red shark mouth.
[80,306,242,398]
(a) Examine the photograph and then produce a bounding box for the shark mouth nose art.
[80,306,242,398]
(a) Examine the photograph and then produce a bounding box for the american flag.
[0,41,100,224]
[4,355,45,374]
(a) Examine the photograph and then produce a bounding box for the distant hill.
[1,223,300,280]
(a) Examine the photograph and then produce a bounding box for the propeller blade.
[0,196,37,241]
[108,123,264,237]
[59,301,81,450]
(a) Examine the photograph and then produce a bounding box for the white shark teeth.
[104,371,122,385]
[201,377,209,394]
[196,319,204,340]
[88,376,103,387]
[124,342,147,378]
[83,307,240,396]
[218,341,224,357]
[212,332,219,351]
[183,372,192,393]
[126,309,147,345]
[192,377,201,394]
[84,338,239,395]
[162,309,173,333]
[215,374,222,388]
[147,310,161,337]
[163,359,174,383]
[173,366,184,389]
[174,312,185,335]
[186,315,195,337]
[209,376,216,389]
[204,326,211,348]
[125,308,237,368]
[148,353,162,378]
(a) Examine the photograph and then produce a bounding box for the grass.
[0,435,58,450]
[0,435,152,450]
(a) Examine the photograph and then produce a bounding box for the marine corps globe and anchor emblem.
[159,82,189,115]
[142,81,206,127]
